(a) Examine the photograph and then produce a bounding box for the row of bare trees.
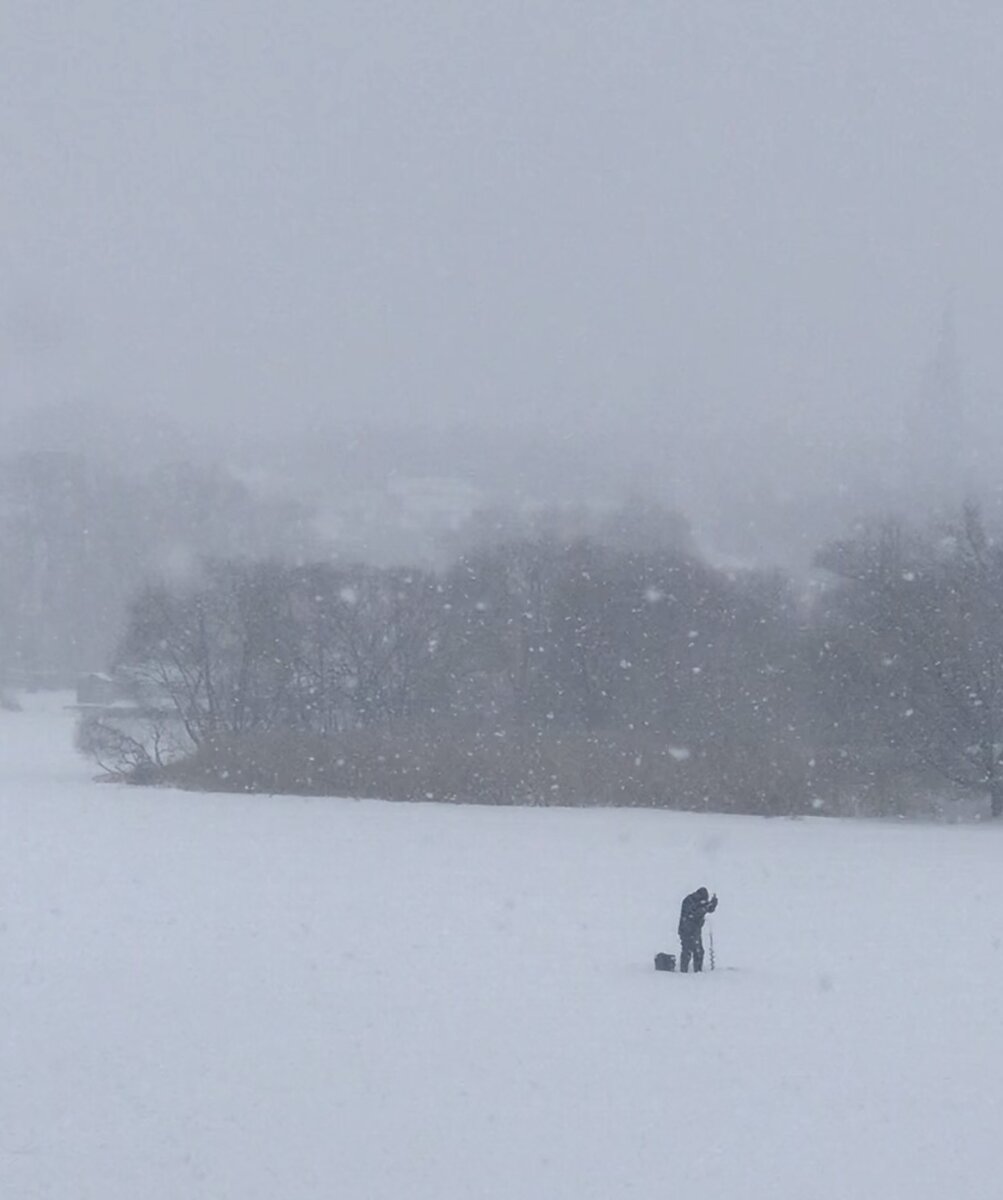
[92,538,809,810]
[816,505,1003,817]
[120,560,444,742]
[86,505,1003,817]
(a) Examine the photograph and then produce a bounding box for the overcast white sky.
[3,1,1002,476]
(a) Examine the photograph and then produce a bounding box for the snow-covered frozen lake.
[3,693,1003,1198]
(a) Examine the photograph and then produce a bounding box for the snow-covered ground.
[3,694,1003,1199]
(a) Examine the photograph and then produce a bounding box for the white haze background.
[4,1,1003,559]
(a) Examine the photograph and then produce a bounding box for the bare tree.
[119,560,298,744]
[817,507,1003,816]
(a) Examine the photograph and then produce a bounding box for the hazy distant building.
[903,310,968,507]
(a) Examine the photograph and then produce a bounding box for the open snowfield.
[3,694,1003,1199]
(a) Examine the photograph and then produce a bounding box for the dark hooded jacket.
[678,888,718,940]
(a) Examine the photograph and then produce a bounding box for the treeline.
[81,503,1003,818]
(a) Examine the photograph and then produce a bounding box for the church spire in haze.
[907,305,966,505]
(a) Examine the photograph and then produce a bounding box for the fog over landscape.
[5,1,1003,565]
[8,7,1003,1198]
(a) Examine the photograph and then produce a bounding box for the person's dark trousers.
[680,935,704,973]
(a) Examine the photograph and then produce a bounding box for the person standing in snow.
[678,887,718,972]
